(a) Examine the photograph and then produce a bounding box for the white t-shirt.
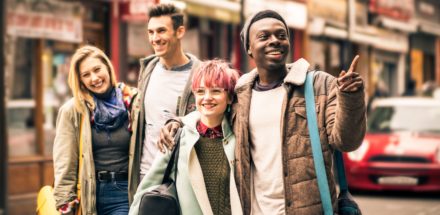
[249,85,286,215]
[140,61,192,175]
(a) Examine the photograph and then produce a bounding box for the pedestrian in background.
[129,60,242,215]
[130,3,201,197]
[53,45,139,215]
[160,10,367,214]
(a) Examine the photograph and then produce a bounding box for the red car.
[344,97,440,192]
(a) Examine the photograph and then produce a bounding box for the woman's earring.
[226,104,231,113]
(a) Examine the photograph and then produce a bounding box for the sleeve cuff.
[58,198,80,214]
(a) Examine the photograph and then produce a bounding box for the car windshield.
[368,105,440,133]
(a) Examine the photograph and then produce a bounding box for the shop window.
[6,38,38,157]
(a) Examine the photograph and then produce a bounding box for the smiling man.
[232,10,367,214]
[157,9,367,215]
[130,3,200,199]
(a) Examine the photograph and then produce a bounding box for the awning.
[309,18,408,53]
[418,21,440,37]
[352,30,408,53]
[245,0,307,30]
[323,26,348,40]
[378,16,417,33]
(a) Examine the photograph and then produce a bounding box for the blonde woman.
[53,45,139,215]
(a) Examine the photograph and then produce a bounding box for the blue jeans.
[96,180,129,215]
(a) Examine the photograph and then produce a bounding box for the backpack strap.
[304,71,333,215]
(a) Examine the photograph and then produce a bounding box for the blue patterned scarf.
[92,87,128,133]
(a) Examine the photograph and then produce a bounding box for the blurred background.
[1,0,440,214]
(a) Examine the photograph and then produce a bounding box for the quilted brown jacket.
[231,58,366,215]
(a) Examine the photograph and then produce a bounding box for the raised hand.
[337,55,364,92]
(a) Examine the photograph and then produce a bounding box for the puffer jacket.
[232,58,366,215]
[53,83,139,215]
[130,53,200,197]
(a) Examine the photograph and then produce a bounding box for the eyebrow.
[257,27,287,33]
[80,65,100,75]
[148,26,167,32]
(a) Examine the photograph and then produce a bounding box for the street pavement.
[353,191,440,215]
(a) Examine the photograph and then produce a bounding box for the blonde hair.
[68,45,118,113]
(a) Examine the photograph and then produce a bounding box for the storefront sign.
[122,0,156,21]
[7,0,83,43]
[182,0,241,24]
[369,0,414,21]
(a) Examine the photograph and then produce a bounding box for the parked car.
[344,97,440,192]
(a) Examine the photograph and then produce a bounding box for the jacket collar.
[235,58,310,92]
[181,111,234,141]
[181,111,236,215]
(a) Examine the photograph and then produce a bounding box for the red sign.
[7,11,83,43]
[369,0,414,21]
[121,0,156,22]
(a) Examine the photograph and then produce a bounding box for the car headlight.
[347,140,369,162]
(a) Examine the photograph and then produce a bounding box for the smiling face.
[248,18,290,71]
[194,81,231,125]
[147,15,183,59]
[79,56,111,95]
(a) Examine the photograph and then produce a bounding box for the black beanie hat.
[240,10,289,55]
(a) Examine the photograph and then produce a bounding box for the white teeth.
[93,81,103,88]
[269,51,281,55]
[203,104,216,109]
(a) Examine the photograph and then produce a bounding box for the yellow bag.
[36,185,60,215]
[37,116,84,215]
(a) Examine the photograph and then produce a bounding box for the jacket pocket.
[293,104,320,136]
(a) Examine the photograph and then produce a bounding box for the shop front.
[411,0,440,92]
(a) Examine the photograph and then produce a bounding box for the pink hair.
[191,59,241,98]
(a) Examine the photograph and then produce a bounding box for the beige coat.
[232,59,366,214]
[53,84,139,215]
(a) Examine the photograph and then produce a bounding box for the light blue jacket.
[129,111,243,215]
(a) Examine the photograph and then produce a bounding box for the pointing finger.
[348,55,360,73]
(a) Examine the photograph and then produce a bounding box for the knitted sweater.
[194,136,232,215]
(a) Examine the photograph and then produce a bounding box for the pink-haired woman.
[129,59,242,215]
